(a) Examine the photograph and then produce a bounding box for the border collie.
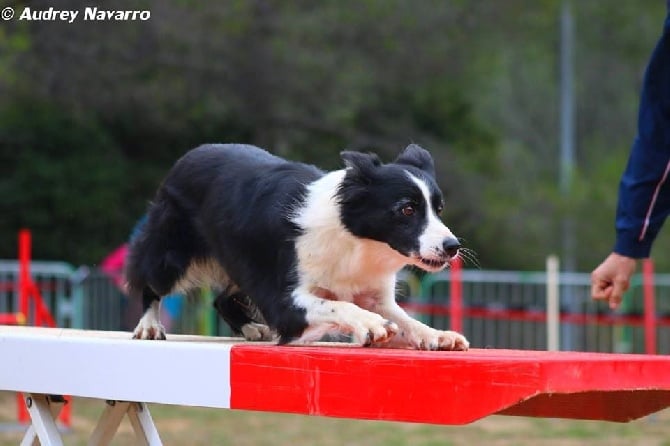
[126,144,469,350]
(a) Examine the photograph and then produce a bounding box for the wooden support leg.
[19,395,162,446]
[88,400,162,446]
[88,401,129,446]
[20,394,65,446]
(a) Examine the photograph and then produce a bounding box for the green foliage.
[0,0,666,271]
[0,17,29,92]
[0,100,136,263]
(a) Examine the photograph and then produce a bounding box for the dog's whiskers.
[458,248,481,269]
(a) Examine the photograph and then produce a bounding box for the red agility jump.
[0,230,70,430]
[1,327,669,445]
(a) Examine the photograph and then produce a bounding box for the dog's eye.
[436,203,444,214]
[401,205,415,216]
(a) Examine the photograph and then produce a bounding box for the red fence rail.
[401,302,670,327]
[643,259,656,354]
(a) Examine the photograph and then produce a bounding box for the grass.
[2,391,670,445]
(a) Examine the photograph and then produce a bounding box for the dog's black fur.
[126,145,315,340]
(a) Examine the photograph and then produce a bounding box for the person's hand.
[591,253,638,309]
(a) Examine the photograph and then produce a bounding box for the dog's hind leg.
[213,287,274,341]
[126,183,211,339]
[132,287,167,340]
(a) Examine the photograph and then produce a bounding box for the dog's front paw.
[241,322,275,341]
[352,314,398,346]
[406,327,469,351]
[132,322,166,340]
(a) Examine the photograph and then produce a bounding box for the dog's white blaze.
[406,172,455,259]
[291,170,346,230]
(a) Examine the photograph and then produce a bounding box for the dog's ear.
[340,151,382,181]
[395,144,436,178]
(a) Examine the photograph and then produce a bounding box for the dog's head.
[336,144,460,272]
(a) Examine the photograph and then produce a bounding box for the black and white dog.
[126,143,469,351]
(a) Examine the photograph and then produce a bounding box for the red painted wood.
[229,345,670,425]
[449,257,463,333]
[499,390,670,422]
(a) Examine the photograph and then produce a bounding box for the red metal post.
[61,396,71,427]
[450,257,463,333]
[18,229,31,320]
[33,282,56,328]
[16,393,29,424]
[16,230,32,424]
[14,230,71,427]
[643,258,656,355]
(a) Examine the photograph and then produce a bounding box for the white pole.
[559,0,577,351]
[546,255,560,351]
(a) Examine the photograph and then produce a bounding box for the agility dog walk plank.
[1,326,669,431]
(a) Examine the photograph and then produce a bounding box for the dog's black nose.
[443,237,461,257]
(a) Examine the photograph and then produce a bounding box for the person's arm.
[592,12,670,308]
[614,13,670,258]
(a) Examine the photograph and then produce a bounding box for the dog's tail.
[124,187,204,299]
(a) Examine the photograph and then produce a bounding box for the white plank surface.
[0,326,236,408]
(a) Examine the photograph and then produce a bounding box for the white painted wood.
[0,326,235,409]
[127,402,162,446]
[20,394,65,446]
[23,394,63,446]
[19,427,38,446]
